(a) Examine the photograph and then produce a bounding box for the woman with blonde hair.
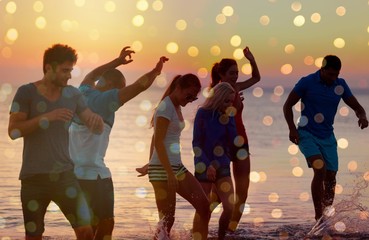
[193,82,237,239]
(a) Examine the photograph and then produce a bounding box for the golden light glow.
[339,106,349,116]
[132,15,145,27]
[137,0,149,11]
[6,28,18,42]
[210,45,221,56]
[233,48,244,60]
[5,1,17,14]
[250,171,261,183]
[132,41,143,52]
[259,15,270,26]
[347,160,358,172]
[187,46,199,57]
[197,68,208,79]
[263,115,273,126]
[299,192,309,201]
[252,87,264,98]
[274,85,284,96]
[216,14,227,25]
[33,1,44,12]
[289,157,299,166]
[314,57,324,68]
[284,44,295,54]
[268,192,279,202]
[152,0,164,11]
[281,64,293,75]
[271,209,283,218]
[230,35,242,47]
[166,42,179,54]
[291,1,302,12]
[222,6,234,16]
[337,138,349,149]
[293,15,305,27]
[335,184,343,194]
[241,63,251,75]
[304,56,314,66]
[292,167,303,177]
[333,38,345,48]
[311,13,321,23]
[336,6,346,16]
[35,17,47,29]
[176,20,187,31]
[287,144,299,155]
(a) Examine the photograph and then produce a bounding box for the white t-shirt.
[69,122,112,180]
[149,96,185,166]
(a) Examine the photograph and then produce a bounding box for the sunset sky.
[1,0,369,91]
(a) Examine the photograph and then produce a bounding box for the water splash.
[154,219,170,240]
[307,176,369,239]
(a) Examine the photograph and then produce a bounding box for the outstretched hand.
[243,46,255,62]
[119,46,135,65]
[358,117,368,129]
[154,56,169,75]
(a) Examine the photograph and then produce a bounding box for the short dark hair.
[321,55,341,71]
[43,44,78,73]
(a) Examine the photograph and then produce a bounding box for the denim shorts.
[78,176,114,225]
[298,129,338,171]
[21,170,91,237]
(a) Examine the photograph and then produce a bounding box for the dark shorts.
[195,166,231,182]
[78,176,114,225]
[230,143,250,162]
[21,170,91,237]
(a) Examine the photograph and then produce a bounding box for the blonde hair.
[202,82,235,112]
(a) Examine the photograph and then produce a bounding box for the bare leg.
[214,177,234,240]
[307,155,326,220]
[151,181,176,238]
[94,218,114,240]
[323,170,337,208]
[74,225,94,240]
[229,156,250,231]
[177,172,210,240]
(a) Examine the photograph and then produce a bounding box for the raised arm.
[343,95,368,129]
[81,46,135,87]
[8,108,74,140]
[117,56,169,105]
[283,91,301,144]
[235,46,261,91]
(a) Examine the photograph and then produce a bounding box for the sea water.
[0,85,368,239]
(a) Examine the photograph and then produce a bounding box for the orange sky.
[1,0,369,90]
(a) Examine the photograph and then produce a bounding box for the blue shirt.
[192,108,238,169]
[74,85,120,127]
[10,84,87,179]
[293,70,353,138]
[69,84,121,180]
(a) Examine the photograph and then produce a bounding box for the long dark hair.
[210,58,237,88]
[150,73,201,127]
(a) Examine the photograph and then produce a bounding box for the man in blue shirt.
[69,46,168,240]
[283,55,368,221]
